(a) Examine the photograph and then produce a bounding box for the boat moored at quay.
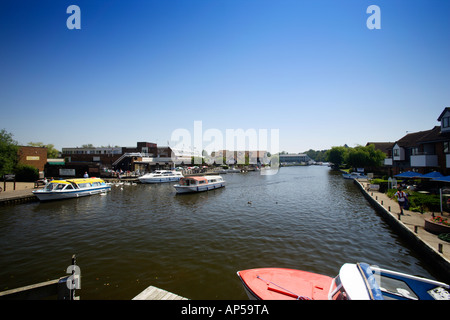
[174,175,225,194]
[32,178,111,201]
[342,172,367,180]
[237,262,450,300]
[138,170,183,183]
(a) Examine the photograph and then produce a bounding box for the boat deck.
[132,285,188,300]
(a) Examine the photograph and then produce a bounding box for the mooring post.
[70,254,76,300]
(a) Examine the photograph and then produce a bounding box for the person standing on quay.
[395,188,408,215]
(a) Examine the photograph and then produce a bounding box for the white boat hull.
[174,181,225,194]
[138,170,183,184]
[138,176,182,183]
[33,186,111,201]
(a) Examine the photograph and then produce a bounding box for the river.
[0,166,442,299]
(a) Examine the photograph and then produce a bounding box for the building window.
[393,149,399,157]
[411,147,419,155]
[444,141,450,154]
[443,117,450,128]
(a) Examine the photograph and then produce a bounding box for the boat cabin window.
[45,183,58,191]
[65,184,74,190]
[78,183,91,188]
[52,183,68,191]
[198,180,206,184]
[378,276,418,300]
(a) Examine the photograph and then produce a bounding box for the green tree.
[0,129,19,176]
[27,142,60,158]
[15,164,39,182]
[326,146,347,167]
[346,144,385,169]
[304,149,328,162]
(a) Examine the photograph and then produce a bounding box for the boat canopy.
[182,176,207,182]
[45,178,105,186]
[66,178,105,184]
[48,180,71,185]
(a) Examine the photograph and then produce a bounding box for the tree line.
[301,145,385,170]
[326,144,385,170]
[0,129,60,180]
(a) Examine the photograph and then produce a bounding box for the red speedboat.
[237,268,333,300]
[237,263,450,300]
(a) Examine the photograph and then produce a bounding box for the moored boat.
[342,172,367,180]
[173,175,225,194]
[237,262,450,300]
[32,177,111,201]
[138,170,183,183]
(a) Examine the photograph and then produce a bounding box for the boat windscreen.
[357,263,384,300]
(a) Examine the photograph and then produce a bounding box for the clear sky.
[1,0,449,154]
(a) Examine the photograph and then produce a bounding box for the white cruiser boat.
[138,170,183,183]
[342,172,368,180]
[32,178,111,201]
[174,175,225,194]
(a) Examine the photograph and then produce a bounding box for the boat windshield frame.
[44,182,70,191]
[328,276,348,300]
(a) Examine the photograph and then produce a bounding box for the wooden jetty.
[132,285,188,300]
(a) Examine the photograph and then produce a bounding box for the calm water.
[0,166,443,299]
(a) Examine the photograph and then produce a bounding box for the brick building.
[18,146,47,174]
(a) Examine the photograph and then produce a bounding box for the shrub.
[409,192,440,213]
[14,164,39,182]
[387,189,440,213]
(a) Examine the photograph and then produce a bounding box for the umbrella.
[394,171,423,178]
[421,171,443,179]
[431,175,450,183]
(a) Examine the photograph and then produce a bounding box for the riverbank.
[0,182,39,205]
[354,179,450,282]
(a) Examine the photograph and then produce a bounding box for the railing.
[112,153,147,166]
[0,255,79,300]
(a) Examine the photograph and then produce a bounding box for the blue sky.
[1,0,449,153]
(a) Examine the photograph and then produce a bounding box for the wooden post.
[69,254,76,300]
[438,243,443,253]
[414,226,418,233]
